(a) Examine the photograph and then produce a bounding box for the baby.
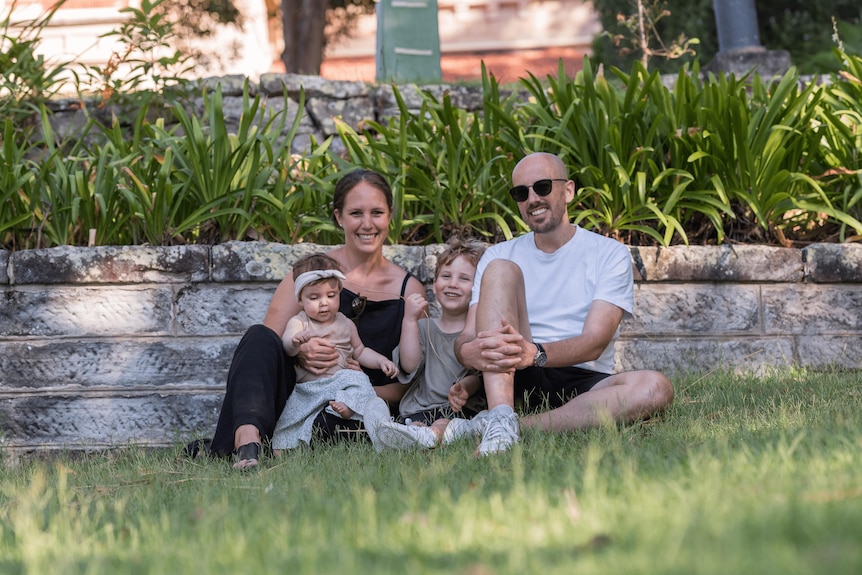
[271,253,397,451]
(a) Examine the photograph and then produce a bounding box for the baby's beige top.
[286,311,355,383]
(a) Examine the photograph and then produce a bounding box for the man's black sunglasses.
[508,178,568,203]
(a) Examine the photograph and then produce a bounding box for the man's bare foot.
[330,400,355,419]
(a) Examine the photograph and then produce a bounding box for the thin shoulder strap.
[400,272,412,297]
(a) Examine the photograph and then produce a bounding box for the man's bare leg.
[521,369,674,432]
[475,260,531,455]
[476,260,531,405]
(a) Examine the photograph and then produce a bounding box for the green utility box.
[376,0,442,84]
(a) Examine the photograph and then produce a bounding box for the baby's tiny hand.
[292,330,311,345]
[380,359,398,378]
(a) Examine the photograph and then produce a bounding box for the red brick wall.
[321,46,589,84]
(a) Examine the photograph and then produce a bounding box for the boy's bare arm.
[448,373,480,412]
[397,292,427,373]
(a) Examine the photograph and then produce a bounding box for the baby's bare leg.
[427,419,448,444]
[329,400,355,419]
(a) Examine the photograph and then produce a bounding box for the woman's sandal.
[232,442,262,470]
[182,438,212,460]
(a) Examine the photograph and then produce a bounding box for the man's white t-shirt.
[470,225,633,374]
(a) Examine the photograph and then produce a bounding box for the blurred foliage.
[0,1,68,132]
[154,0,244,72]
[325,0,377,50]
[591,0,862,74]
[2,1,862,249]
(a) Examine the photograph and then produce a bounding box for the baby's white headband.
[294,269,346,300]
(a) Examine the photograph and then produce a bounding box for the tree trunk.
[281,0,327,74]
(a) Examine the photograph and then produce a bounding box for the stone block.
[198,75,257,97]
[0,250,8,284]
[211,241,322,282]
[45,106,91,142]
[422,243,449,284]
[250,94,318,150]
[796,335,862,370]
[306,96,376,136]
[615,336,795,377]
[10,245,209,284]
[374,84,428,117]
[198,92,314,142]
[623,283,761,335]
[0,338,236,390]
[434,85,487,112]
[383,245,428,282]
[0,393,224,450]
[259,73,370,99]
[0,286,174,337]
[176,285,275,335]
[210,242,427,284]
[289,132,319,154]
[763,285,862,334]
[803,243,862,283]
[630,245,802,282]
[704,48,792,79]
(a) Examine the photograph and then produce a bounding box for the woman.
[204,169,425,469]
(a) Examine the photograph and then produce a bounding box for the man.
[455,152,674,456]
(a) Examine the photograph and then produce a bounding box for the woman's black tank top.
[339,272,411,386]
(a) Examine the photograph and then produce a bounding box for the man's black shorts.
[514,366,612,412]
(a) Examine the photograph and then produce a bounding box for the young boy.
[271,253,397,451]
[365,236,489,449]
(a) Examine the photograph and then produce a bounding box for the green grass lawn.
[2,368,860,574]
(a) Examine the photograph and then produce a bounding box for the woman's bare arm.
[263,276,303,335]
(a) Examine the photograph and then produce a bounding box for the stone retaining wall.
[45,72,826,158]
[1,242,860,458]
[47,74,490,156]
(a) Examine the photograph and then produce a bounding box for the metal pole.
[713,0,762,53]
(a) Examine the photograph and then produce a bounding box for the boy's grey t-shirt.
[393,317,474,417]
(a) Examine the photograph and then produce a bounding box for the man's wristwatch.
[532,341,547,368]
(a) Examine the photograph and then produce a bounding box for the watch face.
[534,343,547,367]
[535,352,547,367]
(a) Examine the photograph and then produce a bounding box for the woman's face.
[334,181,392,254]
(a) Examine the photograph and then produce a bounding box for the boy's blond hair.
[434,235,486,279]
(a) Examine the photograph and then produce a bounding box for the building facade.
[5,0,598,85]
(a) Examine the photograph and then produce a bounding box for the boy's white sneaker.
[476,409,520,456]
[442,410,488,445]
[377,420,438,450]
